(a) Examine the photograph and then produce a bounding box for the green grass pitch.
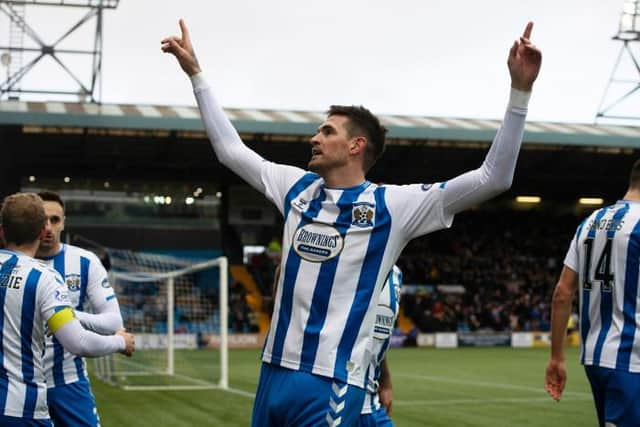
[91,347,595,426]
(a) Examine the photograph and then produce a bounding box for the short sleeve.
[38,269,72,325]
[564,229,580,273]
[261,162,316,215]
[86,254,116,311]
[385,183,454,240]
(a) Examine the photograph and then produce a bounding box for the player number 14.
[583,238,614,292]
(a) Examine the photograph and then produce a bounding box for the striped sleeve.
[564,219,588,272]
[86,252,117,307]
[261,162,315,215]
[384,183,453,240]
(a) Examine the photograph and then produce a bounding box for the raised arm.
[442,22,541,216]
[162,19,266,193]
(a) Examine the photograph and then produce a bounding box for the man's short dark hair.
[38,190,65,211]
[327,105,388,172]
[1,193,46,246]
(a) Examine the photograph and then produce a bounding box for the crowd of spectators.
[229,279,260,333]
[110,249,260,335]
[398,209,580,333]
[245,209,582,334]
[117,276,260,335]
[111,208,583,336]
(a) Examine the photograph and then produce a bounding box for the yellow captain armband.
[47,307,76,334]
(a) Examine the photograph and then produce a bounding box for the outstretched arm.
[48,308,135,357]
[545,265,578,402]
[442,22,542,216]
[162,20,266,193]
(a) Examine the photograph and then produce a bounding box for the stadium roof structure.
[1,100,639,148]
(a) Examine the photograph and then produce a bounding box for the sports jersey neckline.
[37,243,66,260]
[321,180,371,192]
[0,248,22,256]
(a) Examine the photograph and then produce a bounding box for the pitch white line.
[395,373,592,397]
[172,372,220,387]
[123,384,255,398]
[223,387,256,398]
[395,396,592,406]
[95,356,254,395]
[123,385,218,391]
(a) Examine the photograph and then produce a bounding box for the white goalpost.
[92,250,229,391]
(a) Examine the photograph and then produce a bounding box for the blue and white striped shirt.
[40,244,116,387]
[0,249,71,419]
[565,200,640,372]
[261,163,452,387]
[361,265,402,414]
[192,72,528,389]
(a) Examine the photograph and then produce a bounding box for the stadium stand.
[2,100,639,339]
[398,209,577,333]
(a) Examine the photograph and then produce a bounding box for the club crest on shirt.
[65,274,81,292]
[351,202,375,228]
[292,223,343,262]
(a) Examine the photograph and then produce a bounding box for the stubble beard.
[308,161,320,173]
[308,157,324,174]
[37,239,56,257]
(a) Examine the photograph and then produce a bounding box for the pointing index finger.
[179,18,190,42]
[522,21,533,40]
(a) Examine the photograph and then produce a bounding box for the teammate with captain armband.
[0,193,134,427]
[36,191,126,427]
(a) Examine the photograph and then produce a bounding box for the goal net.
[92,250,228,391]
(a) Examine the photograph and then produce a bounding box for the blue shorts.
[252,363,366,427]
[47,378,100,427]
[0,415,52,426]
[358,404,393,427]
[584,365,640,427]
